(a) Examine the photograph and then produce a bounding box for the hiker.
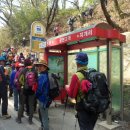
[88,6,94,18]
[18,53,25,63]
[53,23,60,36]
[66,52,98,130]
[22,37,26,47]
[5,61,13,97]
[10,62,24,111]
[16,58,38,124]
[67,16,77,31]
[35,60,50,130]
[0,56,11,119]
[81,6,93,19]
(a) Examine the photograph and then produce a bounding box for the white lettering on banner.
[48,40,54,46]
[59,35,71,43]
[77,29,93,38]
[47,29,93,46]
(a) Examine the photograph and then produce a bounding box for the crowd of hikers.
[0,47,60,130]
[0,46,110,130]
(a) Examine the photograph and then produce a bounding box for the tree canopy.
[0,0,130,48]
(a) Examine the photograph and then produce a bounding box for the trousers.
[77,110,98,130]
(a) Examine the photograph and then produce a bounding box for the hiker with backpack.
[66,52,110,130]
[53,23,60,36]
[10,62,24,111]
[0,56,11,119]
[5,61,13,97]
[35,60,50,130]
[16,58,38,124]
[67,16,77,32]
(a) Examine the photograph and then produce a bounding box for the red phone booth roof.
[46,22,126,49]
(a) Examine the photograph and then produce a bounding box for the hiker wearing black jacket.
[0,56,11,120]
[67,16,77,31]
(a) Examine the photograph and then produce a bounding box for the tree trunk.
[46,0,59,33]
[100,0,123,32]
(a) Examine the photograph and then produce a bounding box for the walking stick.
[61,94,68,130]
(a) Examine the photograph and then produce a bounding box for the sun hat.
[75,52,88,65]
[34,60,49,70]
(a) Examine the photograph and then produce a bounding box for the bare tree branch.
[46,0,59,33]
[113,0,129,19]
[66,0,80,11]
[100,0,123,32]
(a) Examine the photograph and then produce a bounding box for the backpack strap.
[75,69,88,103]
[77,70,89,80]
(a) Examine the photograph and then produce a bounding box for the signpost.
[30,21,46,52]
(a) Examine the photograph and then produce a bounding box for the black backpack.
[78,68,111,114]
[0,66,5,83]
[49,73,60,100]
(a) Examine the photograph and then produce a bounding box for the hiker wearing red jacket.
[66,52,98,130]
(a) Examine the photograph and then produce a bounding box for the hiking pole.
[74,113,78,130]
[61,94,68,130]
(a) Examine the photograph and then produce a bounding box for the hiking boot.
[2,114,11,120]
[16,118,22,123]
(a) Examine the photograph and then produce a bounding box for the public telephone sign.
[30,21,46,52]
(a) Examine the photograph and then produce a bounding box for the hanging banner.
[30,21,46,52]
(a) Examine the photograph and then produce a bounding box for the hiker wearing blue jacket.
[10,64,17,110]
[35,60,50,130]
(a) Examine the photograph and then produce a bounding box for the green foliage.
[0,0,98,46]
[9,2,43,43]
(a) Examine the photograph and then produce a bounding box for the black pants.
[18,89,35,120]
[9,85,13,97]
[77,110,98,130]
[0,86,8,115]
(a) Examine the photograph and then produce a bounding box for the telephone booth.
[44,22,126,123]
